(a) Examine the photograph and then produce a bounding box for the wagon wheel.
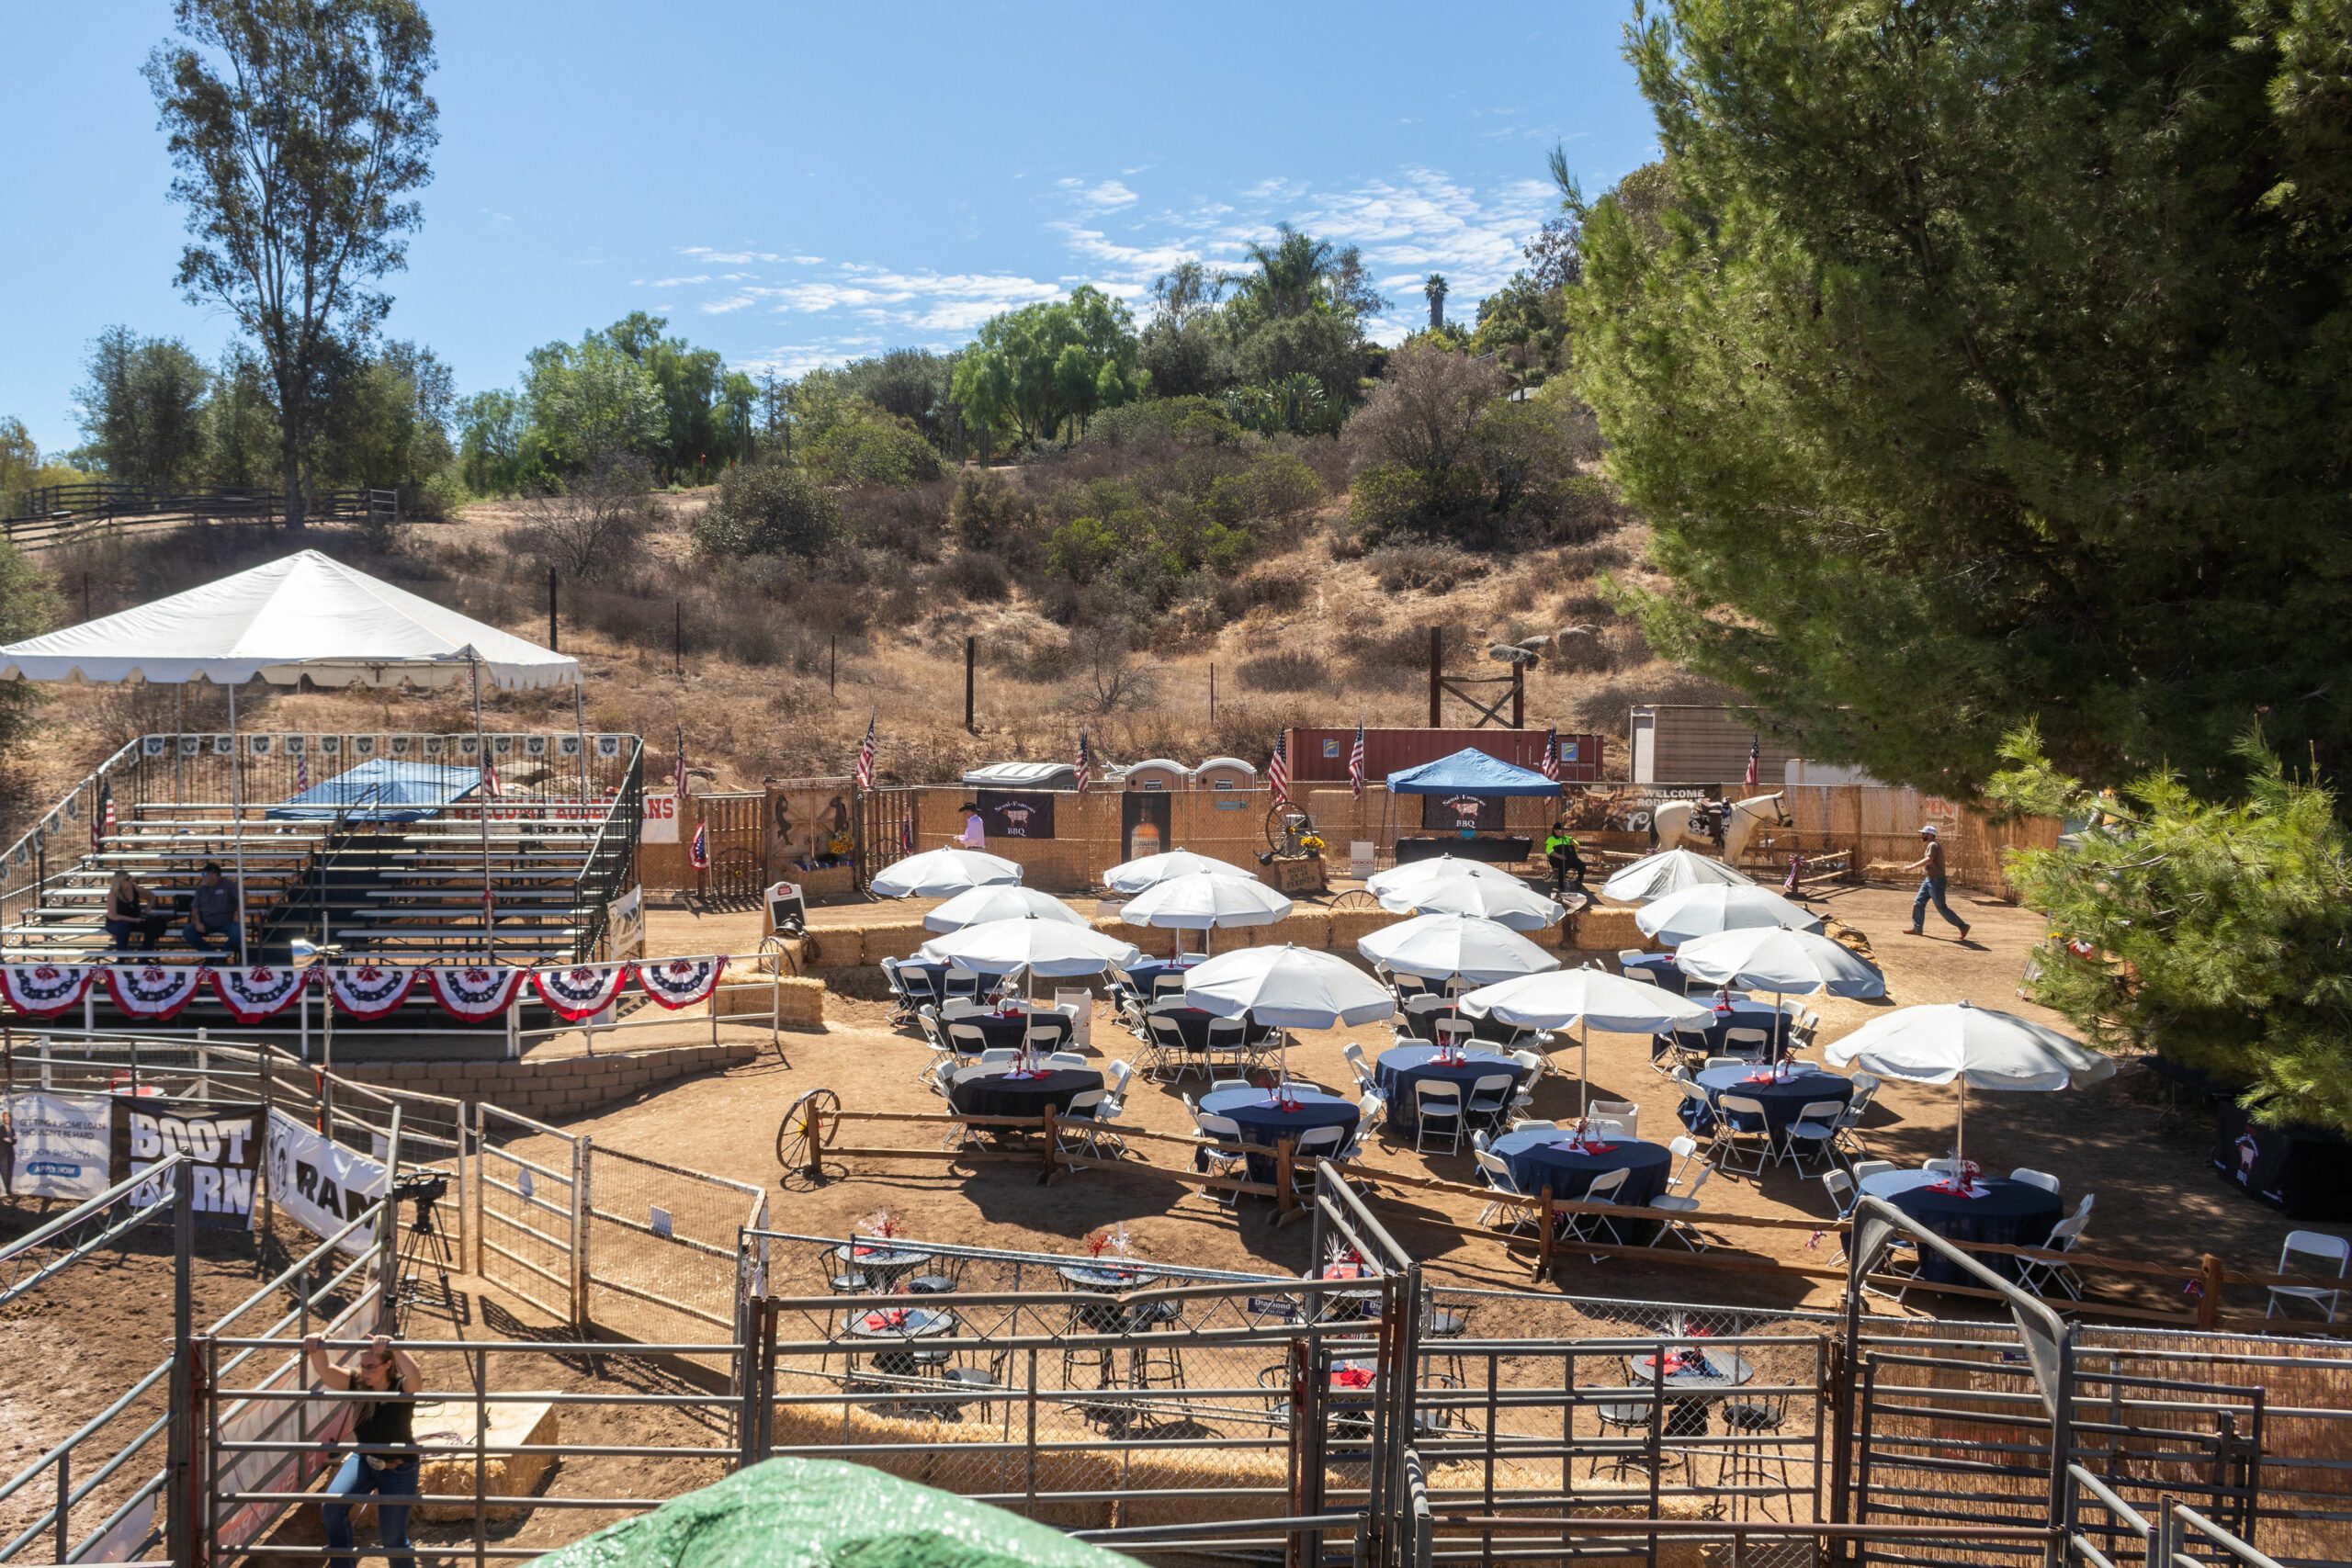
[1328,889,1381,911]
[776,1088,842,1179]
[710,845,763,899]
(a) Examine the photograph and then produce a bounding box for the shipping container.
[1628,705,1802,785]
[1282,727,1605,785]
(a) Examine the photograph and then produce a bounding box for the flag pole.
[471,656,494,960]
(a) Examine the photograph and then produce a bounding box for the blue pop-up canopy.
[266,758,484,822]
[1385,747,1562,796]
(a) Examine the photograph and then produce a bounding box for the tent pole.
[228,683,249,966]
[472,659,494,962]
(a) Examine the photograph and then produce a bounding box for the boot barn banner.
[266,1109,386,1255]
[113,1098,260,1227]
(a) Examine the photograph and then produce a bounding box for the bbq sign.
[114,1100,259,1226]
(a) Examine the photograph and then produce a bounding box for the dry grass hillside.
[0,466,1722,829]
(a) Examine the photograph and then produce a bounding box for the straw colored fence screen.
[1781,784,2060,899]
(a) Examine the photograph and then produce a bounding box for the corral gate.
[690,789,767,899]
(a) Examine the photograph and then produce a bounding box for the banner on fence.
[606,885,647,963]
[3,1091,112,1200]
[113,1098,259,1226]
[643,790,681,844]
[266,1109,384,1254]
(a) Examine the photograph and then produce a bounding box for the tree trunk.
[278,382,304,532]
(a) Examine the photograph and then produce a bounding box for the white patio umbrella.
[0,549,580,963]
[1635,884,1824,946]
[917,915,1141,978]
[1116,873,1293,948]
[1103,849,1257,894]
[1374,869,1566,931]
[1357,913,1562,985]
[1365,855,1532,900]
[1460,964,1713,1113]
[922,885,1089,933]
[1182,944,1396,1030]
[1826,1000,2117,1169]
[1673,925,1886,1002]
[1600,847,1756,904]
[870,846,1023,898]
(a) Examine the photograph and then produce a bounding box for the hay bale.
[712,975,824,1028]
[1569,907,1650,954]
[1326,910,1397,953]
[413,1396,557,1523]
[854,922,937,968]
[765,1390,1114,1529]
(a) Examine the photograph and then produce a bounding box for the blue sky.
[1,2,1659,456]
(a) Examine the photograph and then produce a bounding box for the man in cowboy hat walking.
[1901,825,1969,941]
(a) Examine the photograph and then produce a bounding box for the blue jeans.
[322,1453,417,1568]
[182,920,233,951]
[1912,876,1965,931]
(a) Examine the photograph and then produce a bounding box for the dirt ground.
[560,882,2338,1325]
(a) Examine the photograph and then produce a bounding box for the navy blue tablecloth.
[1860,1169,2064,1286]
[1650,999,1792,1062]
[949,1067,1102,1121]
[1124,957,1205,997]
[1491,1130,1673,1204]
[1374,1045,1525,1135]
[1147,1005,1278,1054]
[1202,1086,1360,1183]
[1687,1066,1853,1136]
[1620,953,1687,995]
[940,1008,1074,1055]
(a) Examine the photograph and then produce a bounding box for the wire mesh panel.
[474,1104,580,1328]
[582,1144,762,1352]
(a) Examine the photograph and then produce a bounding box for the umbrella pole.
[228,683,249,966]
[471,659,494,962]
[1579,1021,1590,1116]
[1956,1079,1967,1170]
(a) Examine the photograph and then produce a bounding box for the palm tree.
[1424,273,1450,332]
[1232,224,1336,320]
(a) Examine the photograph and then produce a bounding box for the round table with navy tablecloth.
[940,1007,1075,1055]
[1688,1066,1853,1138]
[1650,998,1792,1063]
[1124,958,1205,996]
[948,1066,1102,1122]
[1374,1044,1526,1136]
[1201,1086,1362,1185]
[1620,953,1688,995]
[1146,1004,1280,1055]
[1490,1129,1675,1243]
[1860,1168,2064,1286]
[1402,994,1532,1047]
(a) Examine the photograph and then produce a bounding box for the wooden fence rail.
[0,484,397,551]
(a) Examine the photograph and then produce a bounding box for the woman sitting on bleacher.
[105,870,164,952]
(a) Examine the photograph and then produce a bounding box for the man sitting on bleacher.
[183,863,241,955]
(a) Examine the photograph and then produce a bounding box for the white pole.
[1579,1020,1591,1116]
[227,683,250,966]
[572,680,592,807]
[1955,1078,1968,1171]
[471,658,493,961]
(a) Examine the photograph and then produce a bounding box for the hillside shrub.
[696,462,842,558]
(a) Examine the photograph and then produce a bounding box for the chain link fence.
[473,1103,582,1328]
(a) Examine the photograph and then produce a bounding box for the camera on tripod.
[393,1171,449,1207]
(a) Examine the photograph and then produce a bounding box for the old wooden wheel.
[1328,888,1381,911]
[776,1087,841,1177]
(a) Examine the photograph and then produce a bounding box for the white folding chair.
[1290,1123,1349,1194]
[1616,949,1649,970]
[1342,1042,1374,1090]
[1432,1017,1474,1049]
[1589,1100,1640,1139]
[1026,1022,1069,1055]
[2016,1210,2093,1302]
[1560,1166,1629,1253]
[1356,1090,1386,1137]
[1414,1079,1466,1156]
[2267,1231,2350,1323]
[1056,1089,1107,1159]
[975,1047,1017,1068]
[1921,1157,1960,1176]
[1713,1094,1772,1177]
[1623,967,1660,986]
[1475,1149,1532,1234]
[1821,1168,1859,1221]
[1044,1051,1088,1069]
[1780,1100,1849,1174]
[1664,1134,1706,1192]
[944,965,982,998]
[1465,1072,1516,1132]
[1723,1027,1771,1061]
[1193,1111,1247,1207]
[2008,1168,2062,1194]
[1704,1056,1747,1072]
[1649,1163,1712,1249]
[1143,1014,1188,1081]
[1582,1117,1628,1138]
[1849,1159,1897,1183]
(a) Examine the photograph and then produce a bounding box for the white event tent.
[0,550,582,961]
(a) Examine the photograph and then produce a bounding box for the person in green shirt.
[1544,821,1586,896]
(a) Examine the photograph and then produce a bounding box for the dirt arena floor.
[578,880,2332,1324]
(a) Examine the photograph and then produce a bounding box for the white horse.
[1650,793,1790,867]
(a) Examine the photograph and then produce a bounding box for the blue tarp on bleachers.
[266,759,483,822]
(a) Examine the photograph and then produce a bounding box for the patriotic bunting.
[104,964,207,1022]
[634,955,726,1011]
[426,964,528,1021]
[327,964,420,1021]
[0,963,98,1018]
[209,964,313,1025]
[533,964,629,1022]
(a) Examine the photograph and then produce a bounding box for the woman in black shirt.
[306,1331,424,1568]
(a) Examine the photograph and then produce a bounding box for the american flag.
[1268,734,1290,805]
[92,782,115,849]
[1744,733,1760,791]
[1348,722,1366,798]
[482,758,502,798]
[1074,730,1091,794]
[689,818,709,870]
[1539,725,1561,783]
[854,712,877,790]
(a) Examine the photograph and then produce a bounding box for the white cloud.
[648,275,711,288]
[1057,177,1136,209]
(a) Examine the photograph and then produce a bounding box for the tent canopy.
[0,549,577,691]
[265,759,483,822]
[1385,747,1561,796]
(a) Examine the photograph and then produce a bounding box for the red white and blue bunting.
[326,964,419,1021]
[426,965,528,1022]
[633,955,727,1011]
[0,963,98,1018]
[208,964,313,1025]
[104,964,207,1021]
[532,964,630,1022]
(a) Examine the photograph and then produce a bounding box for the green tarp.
[535,1457,1137,1568]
